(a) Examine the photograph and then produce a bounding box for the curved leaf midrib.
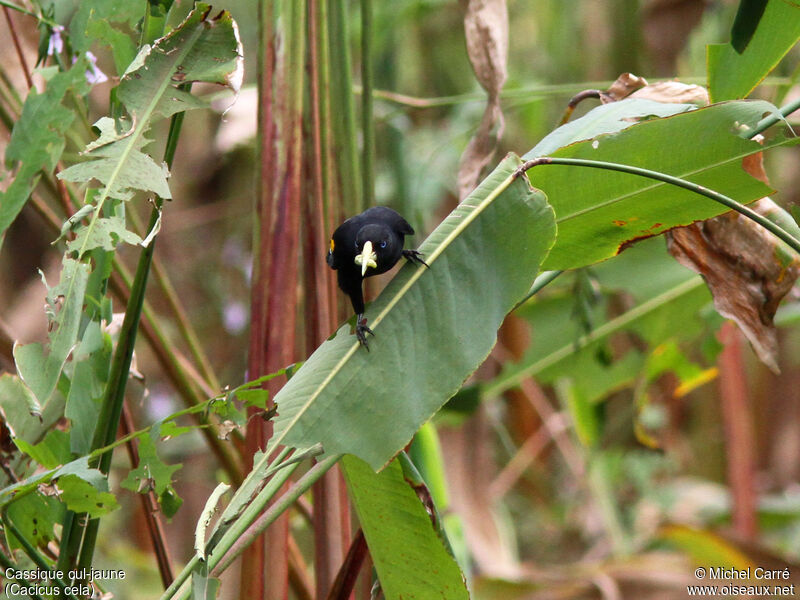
[545,140,765,225]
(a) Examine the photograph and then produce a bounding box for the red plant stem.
[242,0,277,595]
[248,1,307,596]
[307,0,334,343]
[717,321,758,539]
[52,166,76,217]
[2,6,33,89]
[306,2,352,597]
[120,404,175,588]
[326,529,368,600]
[559,89,603,124]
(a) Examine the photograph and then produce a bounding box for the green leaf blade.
[342,455,469,600]
[58,121,172,202]
[58,474,119,517]
[708,2,800,101]
[14,258,91,406]
[525,98,697,158]
[117,4,243,122]
[65,216,143,253]
[272,155,557,470]
[533,100,786,270]
[0,64,88,236]
[488,239,713,400]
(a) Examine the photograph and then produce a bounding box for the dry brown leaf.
[460,0,508,94]
[38,482,62,498]
[457,0,508,200]
[605,73,649,102]
[629,81,709,105]
[667,198,800,374]
[217,419,239,440]
[620,72,796,373]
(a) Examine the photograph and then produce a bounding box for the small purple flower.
[83,51,108,84]
[47,25,64,56]
[223,301,248,334]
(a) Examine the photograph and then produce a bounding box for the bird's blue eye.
[380,241,387,249]
[355,241,359,248]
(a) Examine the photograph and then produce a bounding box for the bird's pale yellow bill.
[354,240,378,276]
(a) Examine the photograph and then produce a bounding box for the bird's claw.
[356,316,374,350]
[403,249,429,268]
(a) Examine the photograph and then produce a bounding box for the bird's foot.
[403,249,429,268]
[355,315,374,350]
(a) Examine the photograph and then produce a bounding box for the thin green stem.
[208,455,340,577]
[0,0,53,24]
[516,157,800,256]
[72,203,162,574]
[0,73,22,130]
[160,453,336,600]
[163,93,188,168]
[0,62,24,114]
[360,0,374,206]
[751,96,800,137]
[363,76,797,110]
[774,61,800,107]
[0,564,46,600]
[0,549,49,600]
[485,276,705,398]
[330,0,361,214]
[586,453,631,556]
[160,556,201,600]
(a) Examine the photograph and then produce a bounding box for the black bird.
[327,206,427,348]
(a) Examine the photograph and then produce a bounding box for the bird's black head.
[354,224,403,276]
[355,224,394,252]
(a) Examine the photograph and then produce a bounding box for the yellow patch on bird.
[329,239,335,252]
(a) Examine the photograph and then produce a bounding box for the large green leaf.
[342,455,469,600]
[708,2,800,101]
[270,155,557,470]
[58,3,243,256]
[530,100,787,270]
